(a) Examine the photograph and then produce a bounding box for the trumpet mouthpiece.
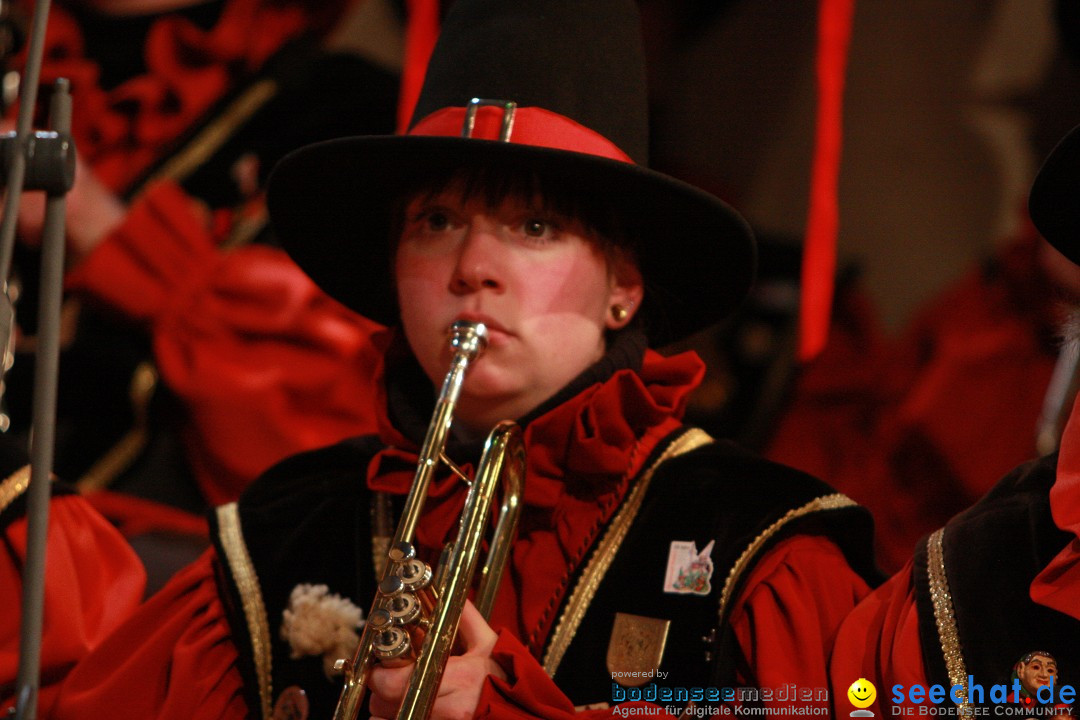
[448,321,488,359]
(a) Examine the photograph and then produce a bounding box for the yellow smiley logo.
[847,678,876,709]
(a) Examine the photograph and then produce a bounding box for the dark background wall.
[640,0,1079,330]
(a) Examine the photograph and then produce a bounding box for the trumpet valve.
[388,541,416,564]
[369,608,412,662]
[387,542,436,616]
[400,558,432,591]
[388,542,433,592]
[378,576,423,625]
[390,543,433,592]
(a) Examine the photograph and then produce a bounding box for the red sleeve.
[727,535,871,708]
[65,180,388,504]
[473,535,870,720]
[64,181,220,325]
[48,550,249,720]
[828,560,927,716]
[1,492,146,717]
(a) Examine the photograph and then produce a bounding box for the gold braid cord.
[143,78,279,192]
[716,492,858,624]
[216,502,274,719]
[542,427,714,676]
[145,78,279,251]
[0,465,32,514]
[76,362,158,493]
[926,528,970,711]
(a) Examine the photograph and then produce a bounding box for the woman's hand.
[368,600,507,720]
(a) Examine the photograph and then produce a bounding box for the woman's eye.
[426,211,451,231]
[523,218,550,237]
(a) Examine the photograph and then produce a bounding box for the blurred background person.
[3,0,403,589]
[827,116,1080,715]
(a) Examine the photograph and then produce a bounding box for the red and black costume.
[829,115,1080,718]
[3,1,397,709]
[41,332,878,718]
[8,0,396,511]
[829,397,1080,714]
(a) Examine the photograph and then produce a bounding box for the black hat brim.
[267,135,756,344]
[1030,122,1080,265]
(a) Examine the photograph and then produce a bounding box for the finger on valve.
[368,661,412,718]
[366,600,502,720]
[456,600,499,656]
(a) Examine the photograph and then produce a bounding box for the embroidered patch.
[606,612,670,686]
[663,540,715,595]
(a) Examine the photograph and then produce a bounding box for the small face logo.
[848,678,877,709]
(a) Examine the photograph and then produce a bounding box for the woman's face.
[395,185,642,432]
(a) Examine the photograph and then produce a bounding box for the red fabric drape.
[398,0,441,132]
[799,0,856,361]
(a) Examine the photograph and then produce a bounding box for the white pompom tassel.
[280,583,365,679]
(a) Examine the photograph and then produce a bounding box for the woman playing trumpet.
[42,0,879,717]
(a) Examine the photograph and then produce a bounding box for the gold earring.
[612,304,629,322]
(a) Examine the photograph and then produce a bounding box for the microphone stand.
[0,0,75,716]
[1036,338,1080,457]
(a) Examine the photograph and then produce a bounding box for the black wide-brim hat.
[1030,122,1080,265]
[267,0,756,344]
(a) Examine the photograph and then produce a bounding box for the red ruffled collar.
[24,0,342,192]
[1031,399,1080,618]
[366,347,705,651]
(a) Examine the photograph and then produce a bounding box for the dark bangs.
[392,161,640,263]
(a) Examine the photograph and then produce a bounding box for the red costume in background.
[0,481,146,716]
[14,0,391,508]
[827,384,1080,715]
[767,225,1067,571]
[2,1,394,708]
[65,181,390,505]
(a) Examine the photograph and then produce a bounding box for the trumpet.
[333,320,525,720]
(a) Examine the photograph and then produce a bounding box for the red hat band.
[409,102,634,164]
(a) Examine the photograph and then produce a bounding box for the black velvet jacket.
[210,336,880,716]
[914,452,1080,705]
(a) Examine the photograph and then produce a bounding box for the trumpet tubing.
[332,321,524,720]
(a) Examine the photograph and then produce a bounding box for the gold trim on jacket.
[542,427,714,676]
[217,502,274,719]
